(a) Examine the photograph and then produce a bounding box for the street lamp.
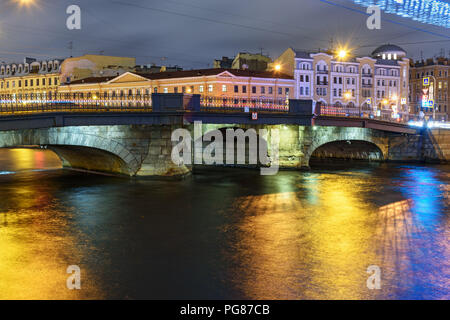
[338,49,348,60]
[13,0,37,8]
[344,91,352,100]
[274,64,281,72]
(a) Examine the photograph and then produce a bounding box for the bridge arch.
[303,127,389,167]
[0,128,141,176]
[196,124,270,167]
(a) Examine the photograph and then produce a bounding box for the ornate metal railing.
[317,105,410,123]
[200,96,289,113]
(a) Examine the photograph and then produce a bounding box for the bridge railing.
[316,105,411,123]
[0,95,153,114]
[200,96,289,113]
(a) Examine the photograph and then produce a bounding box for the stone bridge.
[0,95,446,177]
[0,122,444,177]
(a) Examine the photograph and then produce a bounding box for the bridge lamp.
[274,64,282,72]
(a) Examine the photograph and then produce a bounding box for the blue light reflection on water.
[393,165,449,299]
[352,0,450,28]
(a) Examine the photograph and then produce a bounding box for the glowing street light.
[344,91,352,100]
[338,50,348,59]
[274,64,281,72]
[13,0,36,7]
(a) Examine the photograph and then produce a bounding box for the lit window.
[208,85,213,92]
[222,85,227,92]
[164,88,168,93]
[199,85,204,93]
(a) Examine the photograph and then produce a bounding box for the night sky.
[1,0,449,67]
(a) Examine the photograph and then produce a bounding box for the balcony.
[362,73,373,78]
[317,70,329,74]
[316,81,328,86]
[362,84,372,88]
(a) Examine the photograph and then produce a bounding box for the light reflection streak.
[229,174,380,300]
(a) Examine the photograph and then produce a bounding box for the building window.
[222,85,227,92]
[305,87,309,95]
[199,85,204,93]
[208,85,213,92]
[242,86,247,93]
[261,87,265,94]
[278,87,282,94]
[252,86,256,94]
[163,88,168,93]
[268,87,273,94]
[174,87,178,93]
[234,85,238,93]
[300,87,304,95]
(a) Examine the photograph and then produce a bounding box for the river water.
[0,148,448,300]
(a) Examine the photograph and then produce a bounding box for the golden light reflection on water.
[1,148,61,172]
[227,171,449,300]
[0,149,101,300]
[229,174,382,300]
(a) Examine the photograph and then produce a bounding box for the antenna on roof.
[68,41,73,57]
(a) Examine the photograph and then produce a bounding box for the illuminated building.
[409,57,449,121]
[58,68,295,104]
[0,54,136,106]
[274,44,410,120]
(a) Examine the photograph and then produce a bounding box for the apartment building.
[274,44,410,120]
[409,57,449,121]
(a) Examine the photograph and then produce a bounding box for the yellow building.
[0,59,62,104]
[0,55,136,107]
[60,54,136,84]
[58,68,295,107]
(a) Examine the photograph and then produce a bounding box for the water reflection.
[352,0,450,28]
[0,149,448,299]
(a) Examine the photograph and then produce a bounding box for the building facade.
[274,45,410,120]
[214,53,273,72]
[59,68,295,105]
[0,55,137,107]
[409,57,449,121]
[0,58,62,104]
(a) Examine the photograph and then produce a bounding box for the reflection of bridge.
[0,94,445,177]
